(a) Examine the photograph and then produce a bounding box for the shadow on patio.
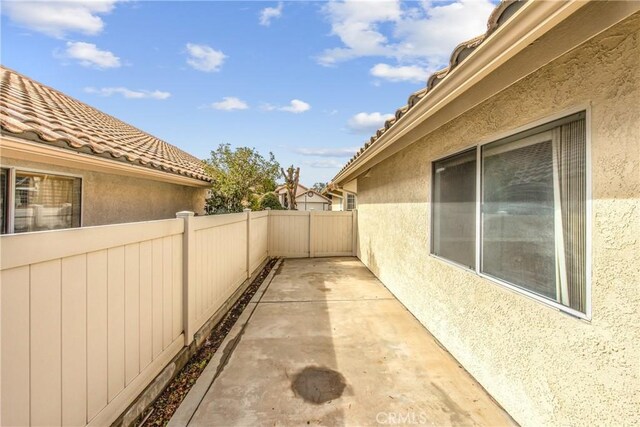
[171,257,515,426]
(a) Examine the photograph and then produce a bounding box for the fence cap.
[243,208,252,212]
[176,211,195,217]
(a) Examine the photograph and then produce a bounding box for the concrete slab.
[261,257,395,302]
[169,260,282,427]
[184,257,516,426]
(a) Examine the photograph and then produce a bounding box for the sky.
[1,0,497,185]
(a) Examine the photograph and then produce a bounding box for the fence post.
[309,210,315,258]
[176,211,196,346]
[265,208,271,257]
[352,209,358,257]
[244,209,251,279]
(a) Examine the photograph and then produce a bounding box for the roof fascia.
[1,135,211,188]
[333,0,591,185]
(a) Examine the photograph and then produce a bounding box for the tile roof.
[335,0,526,179]
[0,66,211,183]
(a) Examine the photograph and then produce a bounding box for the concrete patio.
[170,257,516,426]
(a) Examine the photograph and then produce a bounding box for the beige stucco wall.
[355,13,639,427]
[1,157,207,227]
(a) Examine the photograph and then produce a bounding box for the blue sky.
[1,0,495,185]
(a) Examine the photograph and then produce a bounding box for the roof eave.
[332,0,588,186]
[1,134,212,188]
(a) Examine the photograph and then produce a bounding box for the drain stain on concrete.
[431,382,472,425]
[291,366,347,404]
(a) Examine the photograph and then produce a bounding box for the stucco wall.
[1,157,207,226]
[356,14,639,426]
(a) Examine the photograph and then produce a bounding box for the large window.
[1,169,82,234]
[431,112,588,315]
[432,149,476,268]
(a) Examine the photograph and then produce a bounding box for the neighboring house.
[331,2,639,427]
[0,66,210,234]
[322,182,357,212]
[275,183,330,211]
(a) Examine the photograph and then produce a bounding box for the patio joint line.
[259,298,395,303]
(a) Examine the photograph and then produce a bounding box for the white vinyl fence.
[0,209,355,427]
[269,210,356,258]
[1,219,185,427]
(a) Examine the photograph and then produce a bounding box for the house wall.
[355,14,639,427]
[297,200,329,211]
[330,196,343,211]
[0,157,207,227]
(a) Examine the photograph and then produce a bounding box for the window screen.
[481,114,587,312]
[432,149,477,268]
[14,171,81,233]
[347,193,356,210]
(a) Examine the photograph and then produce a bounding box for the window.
[1,169,82,234]
[346,193,356,210]
[0,169,7,234]
[432,149,476,268]
[430,112,588,315]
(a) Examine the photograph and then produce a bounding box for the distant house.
[0,66,211,234]
[323,180,357,211]
[275,184,330,211]
[330,3,639,426]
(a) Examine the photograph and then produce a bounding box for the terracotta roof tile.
[334,0,526,178]
[0,66,211,183]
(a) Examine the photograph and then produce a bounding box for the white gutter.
[333,0,588,185]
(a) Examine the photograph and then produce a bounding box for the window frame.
[1,166,84,234]
[0,168,9,234]
[429,105,592,320]
[430,147,477,272]
[346,192,357,211]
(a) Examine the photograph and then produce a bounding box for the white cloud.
[84,87,171,100]
[318,0,495,73]
[62,41,120,69]
[347,112,394,134]
[259,2,283,26]
[210,97,249,111]
[303,159,345,169]
[2,1,118,38]
[186,43,226,72]
[281,99,311,113]
[264,99,311,114]
[317,0,401,66]
[370,63,430,83]
[393,0,495,63]
[293,147,357,157]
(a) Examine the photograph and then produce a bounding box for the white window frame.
[429,105,592,321]
[345,192,357,211]
[1,166,84,234]
[430,147,478,272]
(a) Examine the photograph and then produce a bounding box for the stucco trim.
[1,135,210,188]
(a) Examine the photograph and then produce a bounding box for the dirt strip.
[135,258,278,427]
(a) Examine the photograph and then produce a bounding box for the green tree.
[312,182,328,193]
[259,192,284,210]
[204,144,280,214]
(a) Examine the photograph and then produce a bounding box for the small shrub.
[259,192,284,210]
